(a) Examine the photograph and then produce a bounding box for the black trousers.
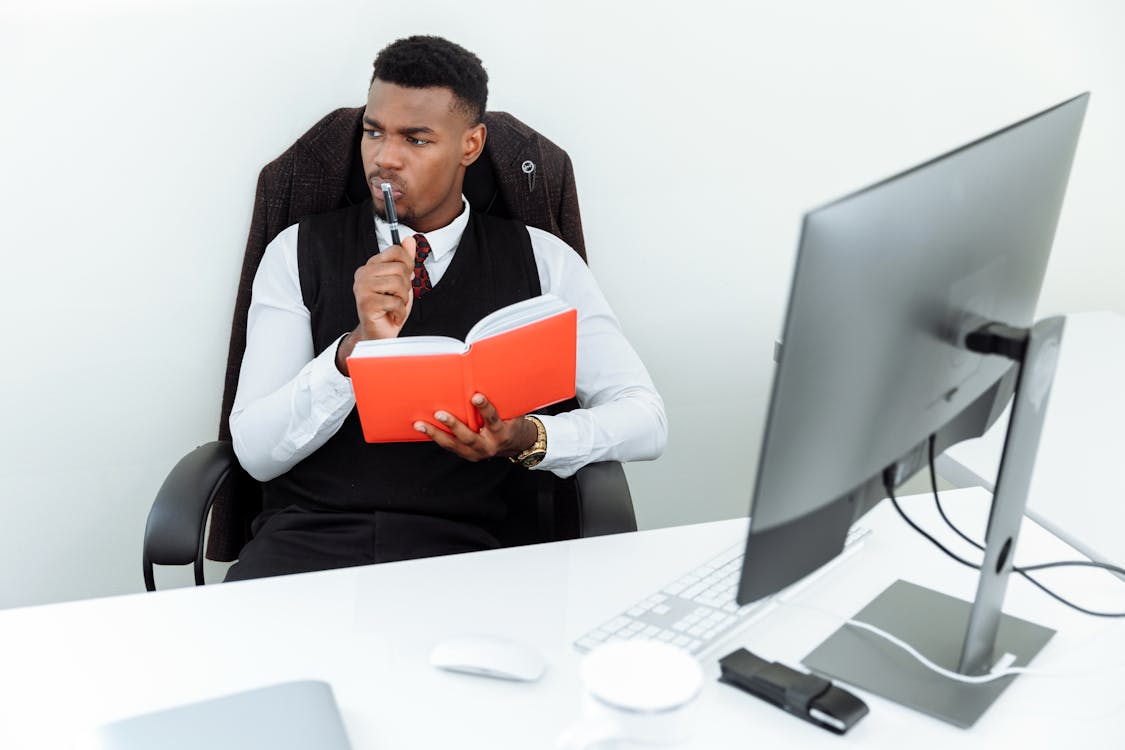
[224,505,501,582]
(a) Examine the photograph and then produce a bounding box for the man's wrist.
[335,329,359,376]
[509,415,548,467]
[519,415,538,451]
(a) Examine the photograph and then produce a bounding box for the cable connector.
[964,322,1029,362]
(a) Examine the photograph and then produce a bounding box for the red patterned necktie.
[412,233,432,299]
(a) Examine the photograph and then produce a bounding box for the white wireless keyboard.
[574,524,872,657]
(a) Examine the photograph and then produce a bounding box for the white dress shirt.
[230,197,667,482]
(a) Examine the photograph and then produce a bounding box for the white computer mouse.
[429,634,547,682]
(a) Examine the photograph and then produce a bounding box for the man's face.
[361,80,485,234]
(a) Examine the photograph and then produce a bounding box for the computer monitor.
[737,93,1089,727]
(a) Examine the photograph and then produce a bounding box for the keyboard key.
[682,583,706,599]
[603,617,630,633]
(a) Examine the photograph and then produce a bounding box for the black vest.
[261,200,542,560]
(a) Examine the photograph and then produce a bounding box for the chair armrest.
[574,461,637,536]
[143,440,236,591]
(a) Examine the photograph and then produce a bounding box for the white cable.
[774,598,1064,684]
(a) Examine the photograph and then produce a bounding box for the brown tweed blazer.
[207,108,586,560]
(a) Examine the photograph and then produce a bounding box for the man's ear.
[461,122,487,167]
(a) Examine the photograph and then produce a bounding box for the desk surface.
[1,488,1122,749]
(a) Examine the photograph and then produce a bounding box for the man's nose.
[375,139,405,171]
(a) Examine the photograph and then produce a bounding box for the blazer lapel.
[484,112,546,231]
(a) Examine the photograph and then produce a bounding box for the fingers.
[372,241,415,268]
[414,412,483,461]
[354,268,411,299]
[356,245,414,289]
[413,404,505,461]
[434,410,480,443]
[353,242,416,336]
[354,272,411,326]
[472,393,505,433]
[399,234,417,260]
[413,418,461,452]
[414,397,533,463]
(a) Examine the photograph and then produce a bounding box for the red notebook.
[347,294,578,443]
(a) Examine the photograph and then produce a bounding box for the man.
[226,35,666,581]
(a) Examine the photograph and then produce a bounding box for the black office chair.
[142,109,637,590]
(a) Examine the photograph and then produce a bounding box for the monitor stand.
[804,315,1065,728]
[803,579,1053,727]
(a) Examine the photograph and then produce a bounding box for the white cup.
[557,640,704,749]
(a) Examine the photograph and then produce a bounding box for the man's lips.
[370,178,404,201]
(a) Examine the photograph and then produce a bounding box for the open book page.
[349,294,572,356]
[351,335,467,358]
[465,293,570,342]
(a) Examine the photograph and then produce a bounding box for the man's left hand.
[413,393,536,462]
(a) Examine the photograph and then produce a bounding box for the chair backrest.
[206,107,587,561]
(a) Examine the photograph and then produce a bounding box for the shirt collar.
[374,195,470,262]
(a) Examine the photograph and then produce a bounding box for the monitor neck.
[957,314,1065,674]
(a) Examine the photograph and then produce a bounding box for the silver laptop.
[85,680,352,750]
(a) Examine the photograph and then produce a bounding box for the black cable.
[885,435,1125,618]
[886,475,1125,618]
[1019,559,1125,576]
[925,436,1125,581]
[929,436,983,551]
[1014,568,1125,617]
[884,485,980,571]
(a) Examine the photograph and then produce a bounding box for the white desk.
[941,311,1125,566]
[0,488,1122,749]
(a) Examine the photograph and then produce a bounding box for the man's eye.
[363,129,383,139]
[407,137,430,146]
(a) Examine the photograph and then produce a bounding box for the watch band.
[509,415,547,467]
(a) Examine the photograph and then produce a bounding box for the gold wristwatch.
[509,415,547,468]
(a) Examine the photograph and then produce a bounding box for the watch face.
[520,449,547,468]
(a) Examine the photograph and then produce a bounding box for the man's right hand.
[336,235,418,375]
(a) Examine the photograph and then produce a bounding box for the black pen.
[381,182,401,246]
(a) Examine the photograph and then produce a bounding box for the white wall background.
[2,0,1122,609]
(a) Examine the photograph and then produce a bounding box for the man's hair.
[370,35,488,124]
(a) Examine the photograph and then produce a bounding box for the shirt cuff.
[530,412,584,477]
[312,333,356,396]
